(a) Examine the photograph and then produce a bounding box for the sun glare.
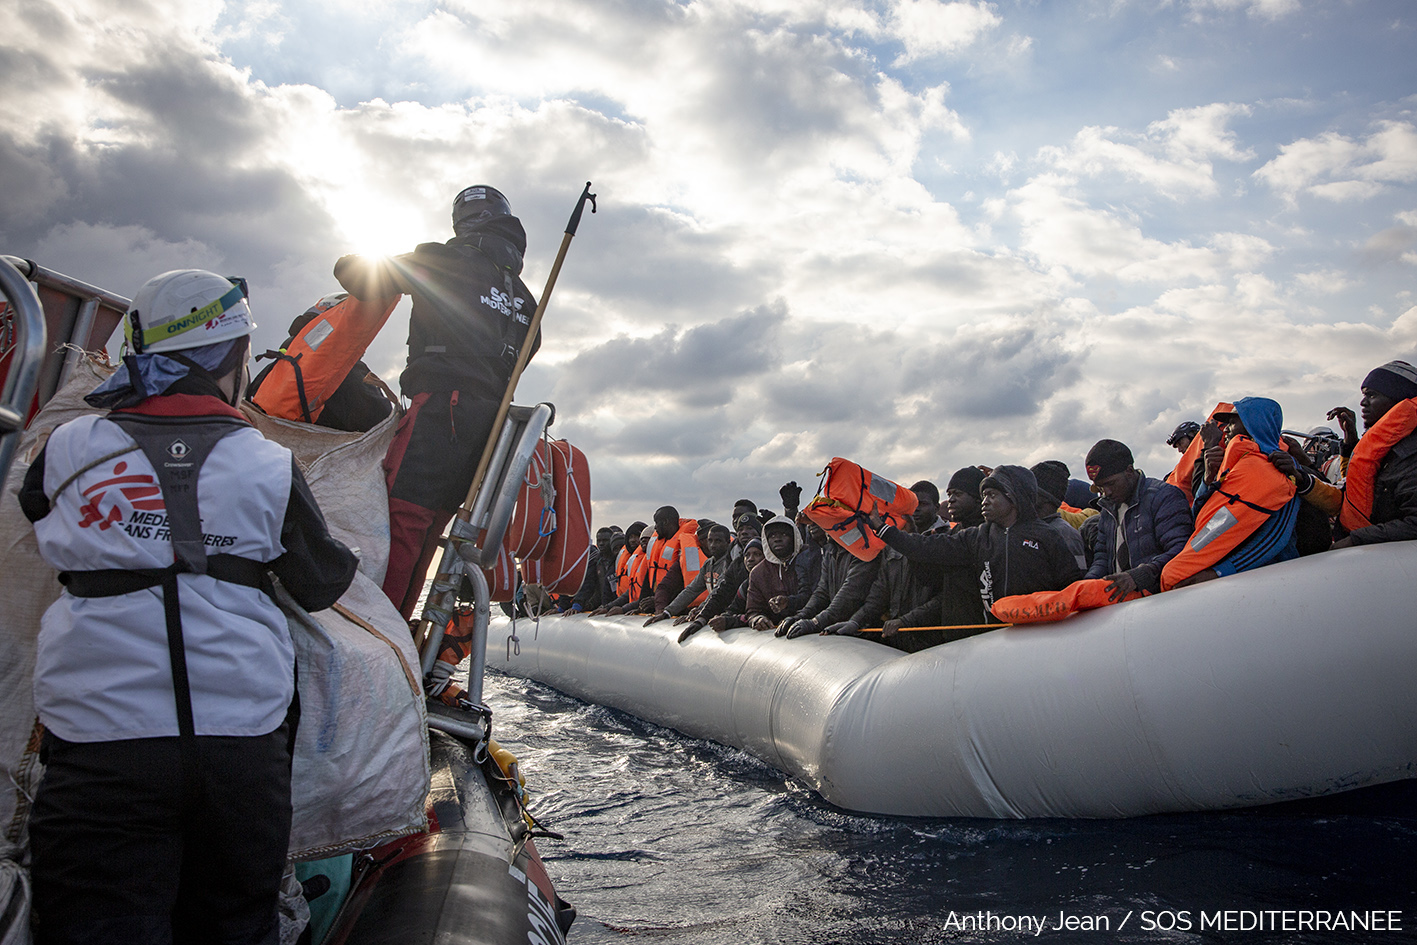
[336,201,431,258]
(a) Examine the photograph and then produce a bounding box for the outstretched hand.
[1327,406,1359,447]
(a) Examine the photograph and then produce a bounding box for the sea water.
[481,671,1417,945]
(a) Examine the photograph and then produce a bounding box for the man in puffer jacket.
[1081,439,1194,600]
[871,465,1082,624]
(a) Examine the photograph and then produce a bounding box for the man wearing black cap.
[869,465,1081,625]
[944,466,987,529]
[333,185,541,618]
[1030,460,1088,571]
[1275,359,1417,547]
[1082,439,1193,600]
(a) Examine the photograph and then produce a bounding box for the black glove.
[785,618,818,639]
[823,620,860,637]
[678,621,705,643]
[780,481,802,509]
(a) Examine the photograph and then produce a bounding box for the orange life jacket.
[1160,435,1296,590]
[614,546,634,597]
[645,519,694,592]
[251,293,400,423]
[991,578,1145,624]
[635,536,662,597]
[1164,402,1234,506]
[1339,397,1417,532]
[804,458,917,562]
[667,520,708,606]
[624,546,648,598]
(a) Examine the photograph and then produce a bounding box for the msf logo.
[77,461,165,530]
[481,285,528,325]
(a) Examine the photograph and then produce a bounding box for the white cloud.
[1038,103,1254,199]
[887,0,1002,63]
[1255,121,1417,202]
[1187,0,1302,21]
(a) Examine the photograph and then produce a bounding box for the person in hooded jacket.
[742,516,809,632]
[1081,439,1194,600]
[1161,397,1300,589]
[333,185,541,620]
[871,465,1082,623]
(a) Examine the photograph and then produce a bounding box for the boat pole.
[414,182,597,656]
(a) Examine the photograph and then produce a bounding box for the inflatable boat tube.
[489,544,1417,818]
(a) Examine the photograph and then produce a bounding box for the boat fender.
[991,578,1146,624]
[804,457,917,562]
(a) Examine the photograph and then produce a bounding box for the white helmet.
[125,269,255,354]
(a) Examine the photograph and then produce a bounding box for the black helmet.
[452,185,513,228]
[1167,421,1201,447]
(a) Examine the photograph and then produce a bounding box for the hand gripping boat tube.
[804,457,917,561]
[489,543,1417,818]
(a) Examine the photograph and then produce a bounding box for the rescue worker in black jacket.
[19,269,356,945]
[333,185,540,619]
[871,465,1082,623]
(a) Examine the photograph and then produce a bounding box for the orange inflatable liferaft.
[991,579,1145,624]
[252,292,401,423]
[1339,397,1417,532]
[518,438,592,595]
[803,458,917,562]
[504,438,556,560]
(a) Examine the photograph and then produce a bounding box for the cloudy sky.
[5,0,1417,524]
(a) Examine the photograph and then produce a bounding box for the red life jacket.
[804,458,917,561]
[1339,397,1417,532]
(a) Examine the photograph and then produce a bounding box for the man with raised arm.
[334,185,540,619]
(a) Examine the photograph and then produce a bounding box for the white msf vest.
[33,412,295,742]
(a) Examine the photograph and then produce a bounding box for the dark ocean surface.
[479,670,1417,945]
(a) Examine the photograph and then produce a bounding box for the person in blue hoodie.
[1162,396,1301,589]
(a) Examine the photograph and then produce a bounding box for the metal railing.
[420,402,555,741]
[0,258,47,481]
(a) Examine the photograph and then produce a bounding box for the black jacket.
[334,229,541,399]
[881,465,1081,623]
[1350,429,1417,545]
[794,542,880,627]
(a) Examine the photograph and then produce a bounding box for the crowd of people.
[538,360,1417,650]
